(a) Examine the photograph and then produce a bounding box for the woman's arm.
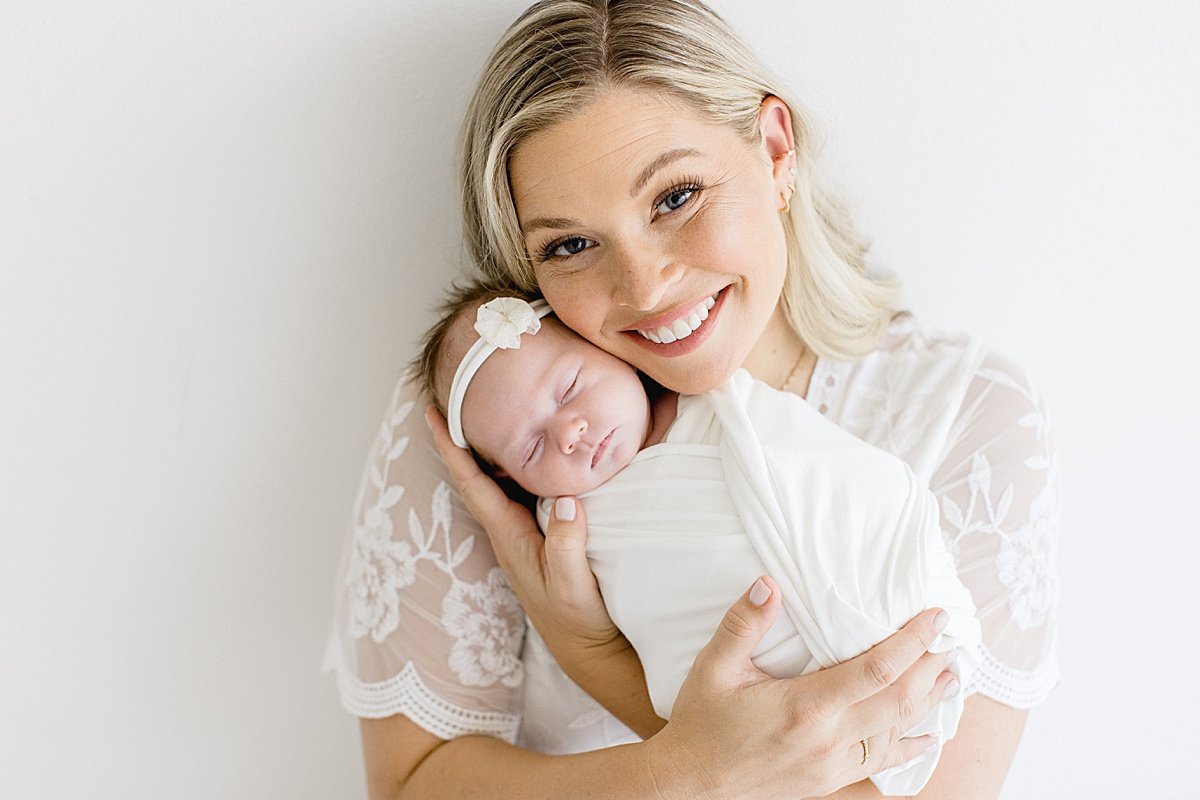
[809,696,1028,800]
[362,572,956,800]
[362,713,680,800]
[362,714,672,800]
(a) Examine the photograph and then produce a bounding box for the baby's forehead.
[434,307,489,408]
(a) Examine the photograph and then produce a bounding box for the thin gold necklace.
[778,345,811,392]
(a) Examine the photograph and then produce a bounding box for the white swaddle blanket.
[538,369,981,795]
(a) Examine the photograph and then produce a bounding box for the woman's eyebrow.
[520,216,581,236]
[630,148,701,198]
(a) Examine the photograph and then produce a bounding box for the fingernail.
[933,609,948,633]
[424,407,434,430]
[943,677,960,698]
[748,577,771,607]
[555,496,576,522]
[947,649,959,666]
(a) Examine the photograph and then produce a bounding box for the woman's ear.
[758,96,797,196]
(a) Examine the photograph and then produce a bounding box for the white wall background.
[3,1,1197,797]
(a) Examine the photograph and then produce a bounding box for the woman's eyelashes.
[652,179,704,217]
[538,235,595,262]
[531,177,707,263]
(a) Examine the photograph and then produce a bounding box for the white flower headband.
[447,296,553,448]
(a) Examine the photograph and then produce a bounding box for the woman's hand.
[648,576,958,799]
[426,405,664,732]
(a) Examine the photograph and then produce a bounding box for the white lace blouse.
[324,314,1061,752]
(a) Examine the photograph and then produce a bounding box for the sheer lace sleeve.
[930,350,1061,707]
[324,375,526,742]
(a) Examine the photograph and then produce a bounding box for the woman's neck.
[741,306,815,396]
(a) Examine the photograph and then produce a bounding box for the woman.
[326,1,1059,797]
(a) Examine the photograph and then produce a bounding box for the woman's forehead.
[509,88,742,208]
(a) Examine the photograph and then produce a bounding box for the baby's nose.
[558,416,588,454]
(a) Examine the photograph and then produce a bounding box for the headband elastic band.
[447,296,552,448]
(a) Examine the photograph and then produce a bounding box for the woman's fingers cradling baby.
[822,608,958,783]
[543,496,616,640]
[658,596,958,798]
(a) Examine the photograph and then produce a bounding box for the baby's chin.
[532,453,638,499]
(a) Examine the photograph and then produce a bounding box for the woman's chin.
[645,356,742,395]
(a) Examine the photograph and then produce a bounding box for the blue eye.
[656,187,695,214]
[541,236,592,260]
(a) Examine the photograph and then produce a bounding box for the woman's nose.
[556,415,587,455]
[611,243,683,311]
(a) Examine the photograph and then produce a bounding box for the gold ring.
[859,738,870,765]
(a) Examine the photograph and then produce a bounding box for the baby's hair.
[411,280,541,417]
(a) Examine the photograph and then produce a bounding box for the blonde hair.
[460,0,898,361]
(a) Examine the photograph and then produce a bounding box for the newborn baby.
[417,287,981,795]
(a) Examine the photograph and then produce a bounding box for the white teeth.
[635,292,721,344]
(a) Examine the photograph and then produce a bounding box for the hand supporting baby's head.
[415,282,653,498]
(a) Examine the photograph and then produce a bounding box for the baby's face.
[461,319,651,498]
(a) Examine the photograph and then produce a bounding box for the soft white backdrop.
[2,1,1197,797]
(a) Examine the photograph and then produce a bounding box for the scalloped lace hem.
[965,640,1060,709]
[325,642,521,743]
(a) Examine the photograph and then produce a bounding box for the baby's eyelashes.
[524,435,544,466]
[561,371,580,404]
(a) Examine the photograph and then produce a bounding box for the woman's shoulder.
[876,313,1045,415]
[860,312,1044,406]
[821,313,1041,479]
[825,312,987,410]
[876,311,985,365]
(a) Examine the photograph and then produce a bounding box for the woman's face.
[509,88,795,394]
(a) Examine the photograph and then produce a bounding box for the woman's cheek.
[541,272,611,346]
[685,196,760,274]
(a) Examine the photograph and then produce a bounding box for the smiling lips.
[635,293,718,344]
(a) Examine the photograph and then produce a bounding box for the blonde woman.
[326,1,1060,797]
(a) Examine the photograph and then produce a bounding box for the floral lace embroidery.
[941,453,1013,563]
[940,368,1059,630]
[444,568,525,688]
[347,400,418,643]
[345,396,526,687]
[996,481,1060,630]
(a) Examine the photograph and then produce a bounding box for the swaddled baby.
[417,285,981,795]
